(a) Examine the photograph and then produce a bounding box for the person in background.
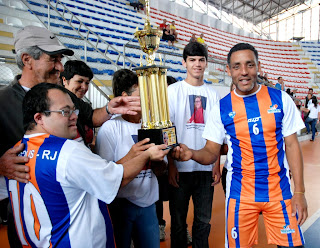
[189,34,197,43]
[128,0,143,12]
[305,88,313,107]
[301,96,320,141]
[61,60,95,146]
[275,76,285,91]
[197,33,206,47]
[162,24,175,46]
[96,69,168,248]
[170,21,178,41]
[159,19,167,30]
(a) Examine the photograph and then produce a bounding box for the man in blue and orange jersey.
[6,83,168,248]
[172,43,307,248]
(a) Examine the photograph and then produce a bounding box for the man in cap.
[0,25,140,247]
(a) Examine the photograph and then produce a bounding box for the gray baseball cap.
[14,25,74,56]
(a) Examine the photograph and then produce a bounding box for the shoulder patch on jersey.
[267,104,281,114]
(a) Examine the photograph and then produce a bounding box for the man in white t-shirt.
[168,42,220,248]
[6,83,167,247]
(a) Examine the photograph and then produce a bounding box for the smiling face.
[31,53,64,84]
[194,96,202,109]
[227,49,260,96]
[183,56,207,81]
[63,74,90,99]
[40,89,78,139]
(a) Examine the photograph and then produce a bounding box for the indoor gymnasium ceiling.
[205,0,306,25]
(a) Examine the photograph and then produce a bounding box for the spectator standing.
[96,69,168,248]
[305,88,313,107]
[275,76,285,90]
[172,43,307,248]
[6,83,167,247]
[301,96,320,141]
[168,42,220,248]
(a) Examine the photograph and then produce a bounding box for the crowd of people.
[0,24,311,248]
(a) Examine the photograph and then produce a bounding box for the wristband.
[294,192,305,195]
[106,103,114,116]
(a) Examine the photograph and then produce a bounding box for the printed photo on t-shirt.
[188,95,207,124]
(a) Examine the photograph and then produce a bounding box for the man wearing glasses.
[6,83,168,248]
[0,25,140,247]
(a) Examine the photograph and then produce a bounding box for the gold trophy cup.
[133,0,177,148]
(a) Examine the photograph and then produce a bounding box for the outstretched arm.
[171,140,221,165]
[284,133,308,226]
[92,96,141,127]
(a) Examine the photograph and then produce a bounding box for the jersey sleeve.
[281,91,305,137]
[202,102,225,145]
[57,141,123,204]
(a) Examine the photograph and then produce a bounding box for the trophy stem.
[148,68,161,129]
[137,70,151,129]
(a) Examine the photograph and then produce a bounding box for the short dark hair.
[277,77,282,80]
[309,88,313,92]
[112,69,138,97]
[183,42,208,61]
[23,83,70,131]
[227,43,258,65]
[61,60,93,81]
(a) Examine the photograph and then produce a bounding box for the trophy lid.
[134,0,162,60]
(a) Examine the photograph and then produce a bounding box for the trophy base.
[138,126,178,149]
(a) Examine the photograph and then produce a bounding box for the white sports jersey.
[96,116,159,207]
[168,80,220,172]
[6,133,123,248]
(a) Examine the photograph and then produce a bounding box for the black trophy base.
[138,126,178,149]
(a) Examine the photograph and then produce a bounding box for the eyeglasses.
[44,109,79,117]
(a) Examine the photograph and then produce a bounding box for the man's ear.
[62,76,68,86]
[34,113,44,125]
[21,53,33,69]
[121,91,129,97]
[226,64,231,77]
[182,59,186,68]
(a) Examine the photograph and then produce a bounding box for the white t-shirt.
[168,80,220,172]
[95,116,159,207]
[307,103,320,119]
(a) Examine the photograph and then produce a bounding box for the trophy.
[133,0,178,148]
